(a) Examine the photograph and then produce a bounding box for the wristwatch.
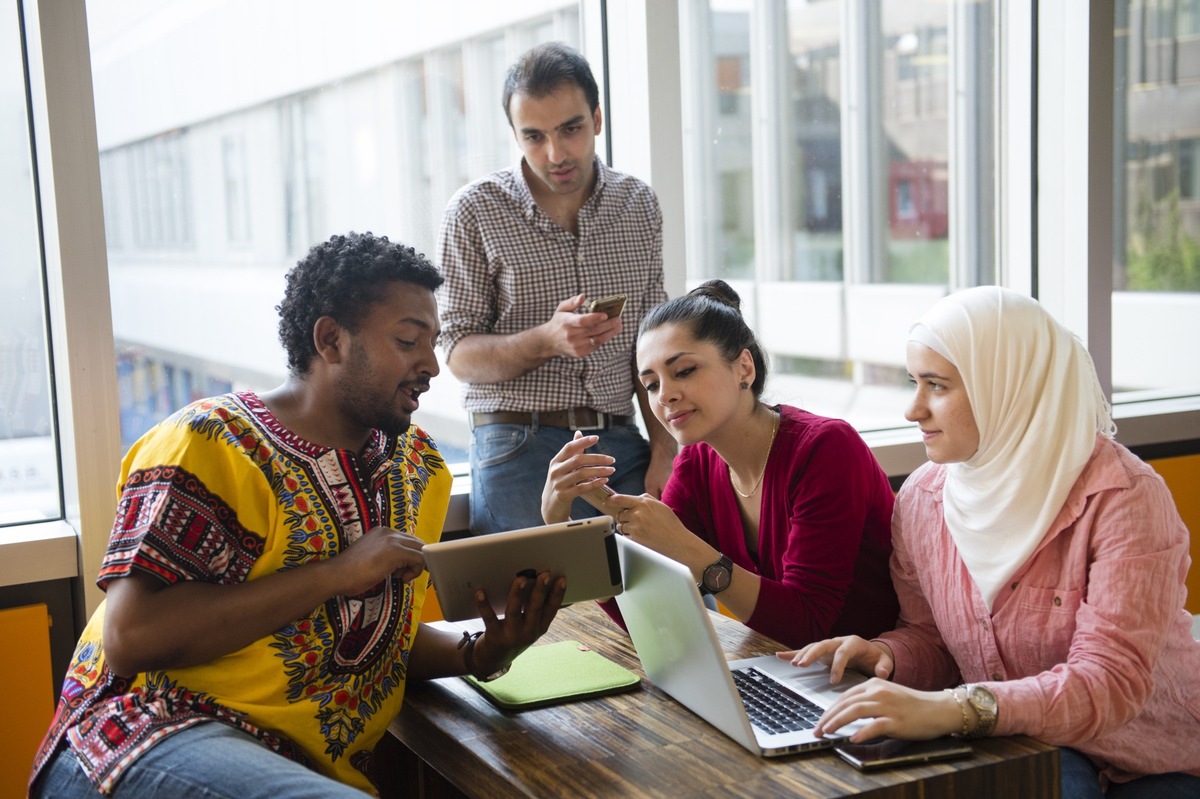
[698,555,733,597]
[960,684,998,738]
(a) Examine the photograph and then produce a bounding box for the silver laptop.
[614,535,869,756]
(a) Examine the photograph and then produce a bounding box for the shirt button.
[1010,582,1019,591]
[1053,596,1062,607]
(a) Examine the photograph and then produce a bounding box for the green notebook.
[463,640,640,711]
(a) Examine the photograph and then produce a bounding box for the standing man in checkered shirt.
[437,41,676,536]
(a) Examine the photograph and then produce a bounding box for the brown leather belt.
[470,408,633,431]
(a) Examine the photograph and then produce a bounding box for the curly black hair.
[276,232,443,375]
[639,279,770,397]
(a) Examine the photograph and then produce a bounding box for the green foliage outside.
[888,238,950,284]
[1127,189,1200,292]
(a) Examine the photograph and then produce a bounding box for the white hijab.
[908,287,1115,608]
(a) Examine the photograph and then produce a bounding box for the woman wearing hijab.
[542,280,898,648]
[787,286,1200,798]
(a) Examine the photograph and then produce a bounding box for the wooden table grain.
[376,602,1059,799]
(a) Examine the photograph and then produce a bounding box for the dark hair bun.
[688,279,741,311]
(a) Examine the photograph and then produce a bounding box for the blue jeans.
[31,721,368,798]
[1059,747,1200,799]
[469,422,650,535]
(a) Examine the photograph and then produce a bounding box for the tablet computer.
[424,517,622,621]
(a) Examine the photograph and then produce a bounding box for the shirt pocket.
[1014,585,1083,673]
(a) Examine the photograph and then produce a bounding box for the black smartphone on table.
[833,738,973,771]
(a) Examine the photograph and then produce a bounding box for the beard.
[337,343,415,438]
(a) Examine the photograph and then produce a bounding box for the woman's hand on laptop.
[468,569,568,679]
[779,635,895,684]
[810,679,966,743]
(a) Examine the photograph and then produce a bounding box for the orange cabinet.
[0,603,54,798]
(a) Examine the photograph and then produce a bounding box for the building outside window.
[87,1,584,464]
[46,0,1200,496]
[1113,0,1200,399]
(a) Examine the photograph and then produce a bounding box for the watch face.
[968,686,997,713]
[703,559,732,593]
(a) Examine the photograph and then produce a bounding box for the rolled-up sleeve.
[437,191,495,358]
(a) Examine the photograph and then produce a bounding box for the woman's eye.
[643,381,659,393]
[676,366,695,379]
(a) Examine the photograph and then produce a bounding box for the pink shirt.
[880,437,1200,784]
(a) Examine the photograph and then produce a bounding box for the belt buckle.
[568,408,606,431]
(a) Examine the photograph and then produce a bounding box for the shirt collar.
[514,155,608,219]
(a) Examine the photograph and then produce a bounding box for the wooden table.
[376,602,1059,798]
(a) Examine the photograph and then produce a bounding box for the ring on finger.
[589,336,596,348]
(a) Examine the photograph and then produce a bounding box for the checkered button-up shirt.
[437,157,665,415]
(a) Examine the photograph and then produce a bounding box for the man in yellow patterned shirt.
[30,232,566,798]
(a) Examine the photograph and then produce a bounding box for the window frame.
[4,0,122,616]
[5,0,1199,620]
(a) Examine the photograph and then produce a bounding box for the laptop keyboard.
[733,667,825,734]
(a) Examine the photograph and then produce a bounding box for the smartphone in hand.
[580,483,616,512]
[585,294,627,319]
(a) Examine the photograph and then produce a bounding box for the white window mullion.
[996,0,1035,296]
[840,0,887,285]
[598,0,688,296]
[948,0,995,289]
[748,0,792,284]
[1036,0,1114,397]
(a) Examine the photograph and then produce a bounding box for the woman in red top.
[542,280,897,647]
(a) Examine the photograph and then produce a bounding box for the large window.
[1113,0,1200,402]
[83,0,1200,469]
[87,1,584,461]
[0,1,59,525]
[680,0,993,431]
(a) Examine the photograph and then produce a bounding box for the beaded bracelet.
[946,687,970,738]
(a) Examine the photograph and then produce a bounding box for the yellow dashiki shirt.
[30,392,451,795]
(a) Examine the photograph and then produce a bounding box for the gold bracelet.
[946,687,970,738]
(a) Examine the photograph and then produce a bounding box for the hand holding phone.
[585,294,627,319]
[579,483,615,513]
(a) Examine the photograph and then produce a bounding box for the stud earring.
[740,381,749,390]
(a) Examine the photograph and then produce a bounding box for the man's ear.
[312,316,347,365]
[593,105,603,136]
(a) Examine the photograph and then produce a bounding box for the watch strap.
[959,684,998,738]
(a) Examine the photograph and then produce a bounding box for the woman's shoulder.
[1070,436,1171,504]
[777,404,877,461]
[895,460,946,502]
